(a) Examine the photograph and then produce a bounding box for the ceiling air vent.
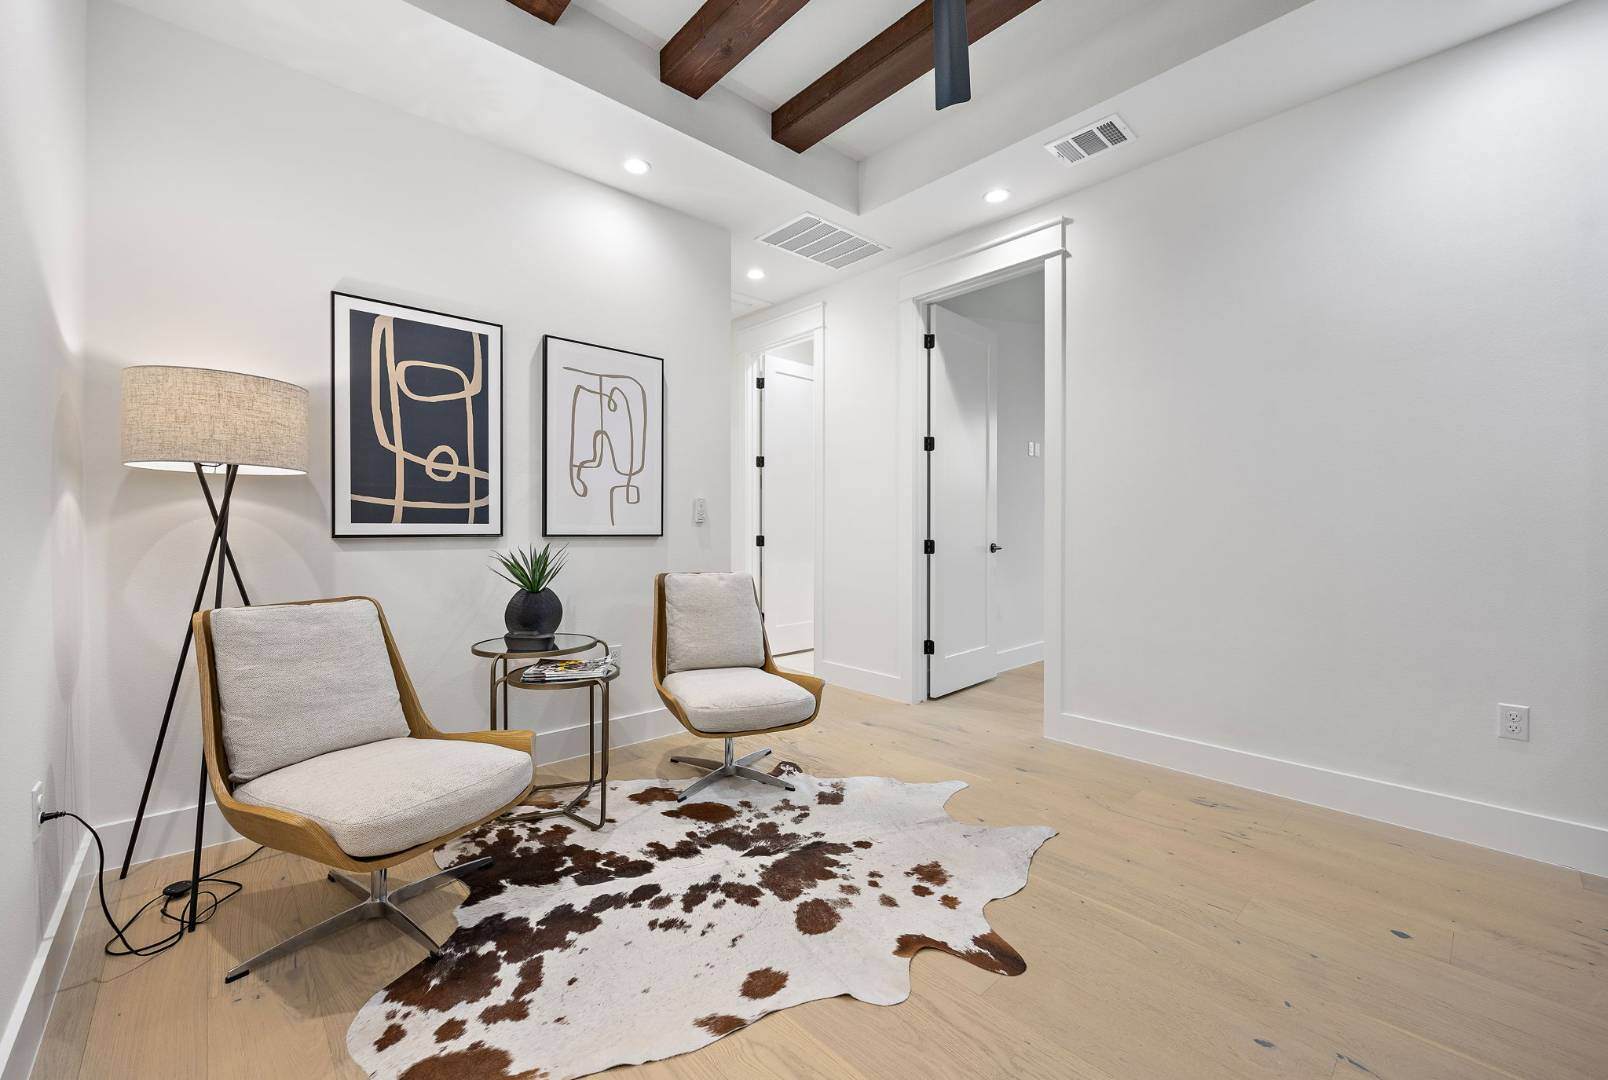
[758,214,884,270]
[1044,114,1133,166]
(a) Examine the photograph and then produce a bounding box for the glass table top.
[470,632,601,659]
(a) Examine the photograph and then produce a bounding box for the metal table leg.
[527,675,611,830]
[487,657,499,731]
[600,676,610,826]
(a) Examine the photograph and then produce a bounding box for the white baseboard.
[1050,711,1608,878]
[530,705,681,767]
[96,799,243,871]
[1,836,93,1080]
[816,659,907,702]
[995,641,1044,670]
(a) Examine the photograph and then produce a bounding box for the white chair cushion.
[663,572,766,673]
[210,599,410,781]
[662,667,814,734]
[233,737,531,857]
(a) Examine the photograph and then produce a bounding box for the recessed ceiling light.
[623,157,652,175]
[984,188,1011,204]
[746,268,766,281]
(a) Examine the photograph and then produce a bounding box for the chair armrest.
[768,665,825,708]
[422,728,534,755]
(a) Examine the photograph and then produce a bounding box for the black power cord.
[42,810,264,958]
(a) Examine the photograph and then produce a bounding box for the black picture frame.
[330,291,505,538]
[541,334,666,538]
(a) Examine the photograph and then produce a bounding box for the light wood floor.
[34,664,1608,1079]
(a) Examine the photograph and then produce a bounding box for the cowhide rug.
[346,762,1055,1080]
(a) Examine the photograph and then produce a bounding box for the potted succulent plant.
[491,543,568,643]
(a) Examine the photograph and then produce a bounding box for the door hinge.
[755,534,765,547]
[755,376,766,389]
[923,435,935,452]
[922,639,935,656]
[755,455,765,468]
[922,538,935,555]
[923,333,935,350]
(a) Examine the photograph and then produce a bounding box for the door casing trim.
[897,219,1069,728]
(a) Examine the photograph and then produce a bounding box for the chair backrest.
[656,572,767,676]
[206,597,410,782]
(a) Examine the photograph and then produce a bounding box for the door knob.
[989,543,1002,553]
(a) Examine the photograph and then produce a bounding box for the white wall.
[0,0,86,1068]
[84,1,733,862]
[942,275,1045,668]
[738,0,1608,873]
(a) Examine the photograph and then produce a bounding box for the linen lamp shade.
[121,365,309,475]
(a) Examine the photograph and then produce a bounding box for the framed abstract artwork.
[542,335,664,537]
[331,292,503,537]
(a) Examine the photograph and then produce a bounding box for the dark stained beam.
[772,0,1042,153]
[505,0,571,26]
[663,0,812,99]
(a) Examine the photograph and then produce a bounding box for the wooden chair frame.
[193,595,534,980]
[651,573,824,800]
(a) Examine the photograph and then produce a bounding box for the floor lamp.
[118,365,308,930]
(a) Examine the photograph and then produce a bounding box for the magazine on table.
[519,653,618,682]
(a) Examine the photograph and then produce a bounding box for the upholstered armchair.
[651,572,824,801]
[192,596,533,983]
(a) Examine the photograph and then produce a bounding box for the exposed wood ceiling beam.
[772,0,1042,154]
[662,0,812,100]
[505,0,571,25]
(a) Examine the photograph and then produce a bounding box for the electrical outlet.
[1498,703,1530,742]
[30,780,46,838]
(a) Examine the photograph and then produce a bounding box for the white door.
[760,355,815,655]
[928,305,998,697]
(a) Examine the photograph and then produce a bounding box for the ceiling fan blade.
[933,0,971,110]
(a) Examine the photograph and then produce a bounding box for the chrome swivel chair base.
[223,857,491,983]
[670,739,794,802]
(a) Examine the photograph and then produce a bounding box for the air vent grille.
[1044,114,1133,166]
[758,214,885,270]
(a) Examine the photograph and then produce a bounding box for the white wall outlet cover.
[30,780,46,838]
[1497,703,1530,742]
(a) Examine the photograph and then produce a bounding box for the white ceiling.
[577,1,919,122]
[112,0,1572,312]
[575,0,1166,162]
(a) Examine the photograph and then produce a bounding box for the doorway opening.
[924,270,1046,699]
[756,338,817,673]
[734,304,824,681]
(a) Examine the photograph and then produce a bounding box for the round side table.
[471,635,614,830]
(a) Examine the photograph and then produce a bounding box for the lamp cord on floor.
[41,810,263,958]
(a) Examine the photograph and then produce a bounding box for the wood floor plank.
[1239,899,1608,1080]
[30,665,1608,1079]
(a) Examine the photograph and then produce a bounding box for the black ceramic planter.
[505,588,562,642]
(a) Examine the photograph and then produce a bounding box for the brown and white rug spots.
[346,763,1055,1080]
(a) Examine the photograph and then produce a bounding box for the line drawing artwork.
[565,365,647,526]
[352,314,490,523]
